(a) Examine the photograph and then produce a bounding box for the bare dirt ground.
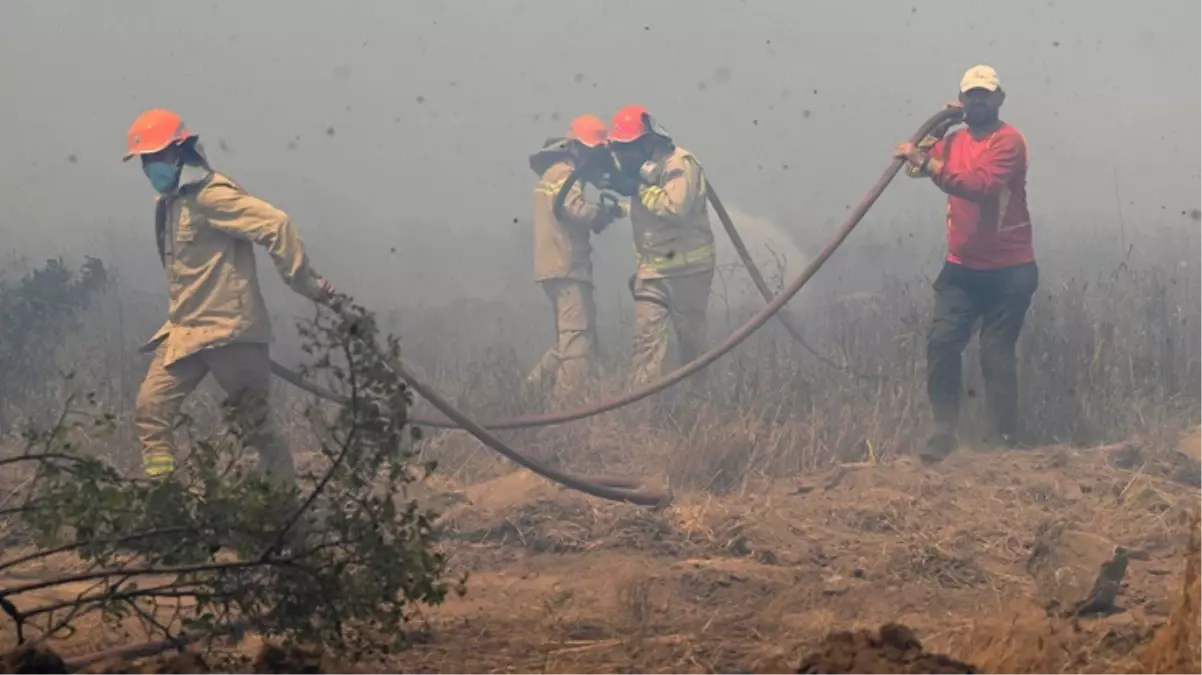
[391,437,1200,673]
[3,434,1199,673]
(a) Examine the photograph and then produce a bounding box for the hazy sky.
[1,0,1199,310]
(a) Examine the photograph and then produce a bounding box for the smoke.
[710,204,812,311]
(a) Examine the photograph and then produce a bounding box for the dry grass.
[1,221,1199,672]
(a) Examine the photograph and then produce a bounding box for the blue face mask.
[143,161,181,194]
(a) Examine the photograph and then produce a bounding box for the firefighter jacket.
[532,160,602,283]
[628,145,715,280]
[144,165,329,367]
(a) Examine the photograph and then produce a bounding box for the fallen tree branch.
[63,617,256,670]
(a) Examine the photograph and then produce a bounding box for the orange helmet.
[608,105,650,143]
[566,114,608,148]
[608,104,671,144]
[123,108,195,161]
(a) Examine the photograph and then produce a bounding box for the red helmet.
[566,114,608,148]
[123,108,195,161]
[608,105,671,144]
[608,105,652,143]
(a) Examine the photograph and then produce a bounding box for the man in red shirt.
[895,64,1039,462]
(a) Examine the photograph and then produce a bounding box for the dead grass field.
[387,432,1201,673]
[3,431,1198,673]
[1,225,1199,672]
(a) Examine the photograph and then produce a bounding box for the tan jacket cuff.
[292,270,329,302]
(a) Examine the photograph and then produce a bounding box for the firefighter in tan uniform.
[524,115,625,400]
[123,109,335,481]
[606,105,715,385]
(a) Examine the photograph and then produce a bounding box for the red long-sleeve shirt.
[924,122,1035,270]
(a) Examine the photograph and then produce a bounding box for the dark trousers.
[926,260,1038,438]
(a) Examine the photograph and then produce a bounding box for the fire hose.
[268,107,961,504]
[32,109,959,671]
[704,184,884,381]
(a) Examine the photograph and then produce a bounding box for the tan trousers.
[630,269,714,385]
[135,341,295,482]
[526,279,598,400]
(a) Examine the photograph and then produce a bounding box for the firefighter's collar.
[176,163,212,192]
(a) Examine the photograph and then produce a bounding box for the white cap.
[960,65,1001,93]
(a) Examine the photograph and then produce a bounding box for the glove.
[639,160,664,186]
[601,192,627,218]
[313,277,339,306]
[591,214,614,235]
[591,193,627,234]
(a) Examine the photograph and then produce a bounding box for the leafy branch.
[0,289,462,662]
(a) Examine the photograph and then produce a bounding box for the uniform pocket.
[174,208,197,243]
